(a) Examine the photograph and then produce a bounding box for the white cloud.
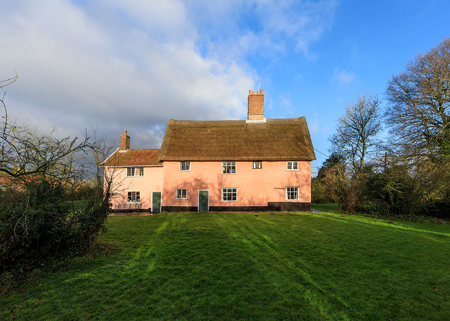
[309,119,319,135]
[0,0,255,149]
[333,68,357,85]
[185,0,339,59]
[0,0,338,150]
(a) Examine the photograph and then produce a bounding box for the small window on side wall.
[180,161,190,171]
[287,161,298,170]
[176,189,187,199]
[127,191,140,203]
[286,187,299,200]
[253,161,262,169]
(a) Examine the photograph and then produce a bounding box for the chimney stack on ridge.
[248,89,264,121]
[120,130,130,150]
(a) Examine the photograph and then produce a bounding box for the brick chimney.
[248,89,264,121]
[120,130,130,150]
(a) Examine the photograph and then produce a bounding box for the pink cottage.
[102,90,316,212]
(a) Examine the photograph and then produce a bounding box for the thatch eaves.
[158,117,316,161]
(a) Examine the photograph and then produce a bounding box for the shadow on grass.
[308,211,450,242]
[1,212,449,320]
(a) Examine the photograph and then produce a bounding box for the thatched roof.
[158,117,316,161]
[101,149,161,167]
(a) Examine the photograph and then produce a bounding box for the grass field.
[311,203,340,212]
[1,208,450,320]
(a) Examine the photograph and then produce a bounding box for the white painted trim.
[286,161,299,171]
[246,118,266,123]
[286,186,299,201]
[221,161,237,174]
[198,190,209,211]
[151,191,162,212]
[176,189,188,199]
[221,187,238,202]
[179,161,191,171]
[126,167,145,177]
[127,191,141,203]
[252,161,263,169]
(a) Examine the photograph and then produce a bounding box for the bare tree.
[0,73,119,277]
[386,37,450,161]
[0,72,89,179]
[329,93,383,177]
[0,70,18,136]
[88,124,115,186]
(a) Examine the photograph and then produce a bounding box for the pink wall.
[162,161,311,208]
[106,166,163,210]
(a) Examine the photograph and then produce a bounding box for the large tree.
[317,152,345,179]
[329,93,383,176]
[386,37,450,160]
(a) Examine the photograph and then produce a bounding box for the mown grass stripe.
[1,210,449,320]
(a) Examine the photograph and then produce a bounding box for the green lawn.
[1,210,450,320]
[311,203,340,212]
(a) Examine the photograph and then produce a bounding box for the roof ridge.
[170,117,306,124]
[158,116,316,161]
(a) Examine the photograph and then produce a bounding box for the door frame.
[151,191,162,212]
[197,190,209,212]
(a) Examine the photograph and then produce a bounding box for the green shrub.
[420,198,450,219]
[311,178,332,204]
[320,165,362,212]
[363,173,417,215]
[0,178,109,279]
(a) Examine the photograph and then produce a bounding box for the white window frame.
[176,189,187,199]
[221,161,236,174]
[286,161,299,171]
[253,161,262,169]
[180,161,191,171]
[127,191,141,203]
[127,167,144,177]
[286,187,299,200]
[222,187,238,202]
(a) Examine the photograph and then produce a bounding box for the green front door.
[198,190,209,211]
[152,192,161,212]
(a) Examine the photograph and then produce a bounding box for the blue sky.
[1,0,449,174]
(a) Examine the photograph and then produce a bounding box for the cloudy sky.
[1,0,450,174]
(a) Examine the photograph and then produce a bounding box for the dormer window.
[127,167,144,176]
[180,161,190,171]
